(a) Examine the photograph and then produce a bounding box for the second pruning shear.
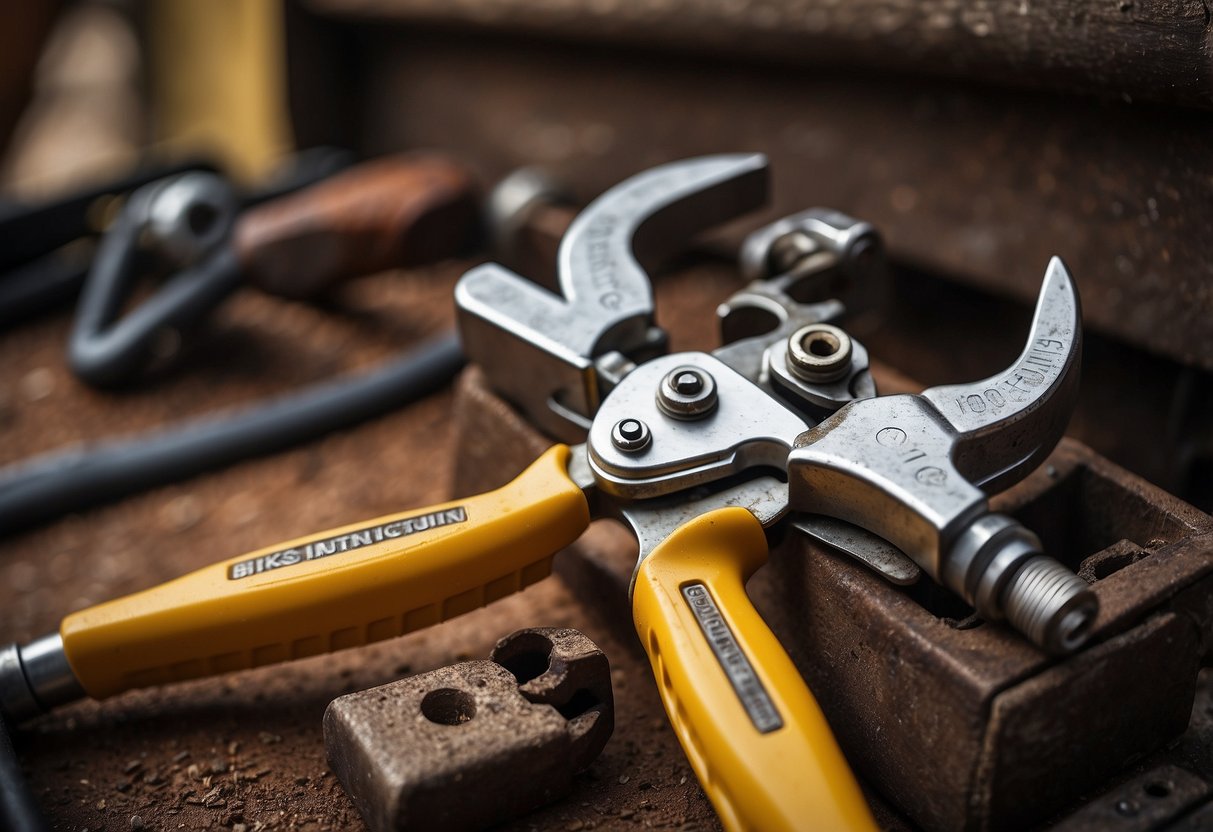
[1,155,1096,832]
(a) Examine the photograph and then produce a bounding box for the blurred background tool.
[68,150,469,387]
[0,332,463,536]
[0,156,217,329]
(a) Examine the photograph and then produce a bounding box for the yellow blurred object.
[146,0,294,181]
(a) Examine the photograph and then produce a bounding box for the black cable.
[0,250,91,329]
[0,149,352,335]
[0,158,218,274]
[0,719,47,832]
[0,332,465,536]
[68,231,247,388]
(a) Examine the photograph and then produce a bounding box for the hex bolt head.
[611,418,652,452]
[787,323,853,383]
[656,367,718,420]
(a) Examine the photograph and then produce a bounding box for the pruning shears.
[1,155,1096,832]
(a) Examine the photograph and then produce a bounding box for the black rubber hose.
[0,158,218,273]
[0,720,47,832]
[0,332,465,536]
[68,229,246,388]
[0,248,91,329]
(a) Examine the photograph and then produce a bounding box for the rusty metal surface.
[452,356,1213,831]
[489,626,615,770]
[324,627,613,832]
[767,438,1213,831]
[288,26,1213,374]
[303,0,1213,111]
[1050,765,1212,831]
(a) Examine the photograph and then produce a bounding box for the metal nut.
[786,323,853,383]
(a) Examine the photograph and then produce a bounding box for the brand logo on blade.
[228,508,469,580]
[682,583,783,733]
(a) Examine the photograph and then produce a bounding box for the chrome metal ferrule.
[0,634,85,723]
[944,513,1098,654]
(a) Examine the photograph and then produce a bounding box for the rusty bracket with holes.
[323,627,613,832]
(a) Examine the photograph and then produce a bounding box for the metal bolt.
[656,367,718,420]
[786,323,853,383]
[141,172,237,265]
[672,372,703,395]
[611,418,651,452]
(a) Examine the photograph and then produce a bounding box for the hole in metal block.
[806,332,838,357]
[1144,781,1172,798]
[556,688,600,721]
[1080,542,1147,581]
[493,631,553,685]
[420,688,476,725]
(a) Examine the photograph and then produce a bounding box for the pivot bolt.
[787,323,853,383]
[611,418,651,452]
[656,367,718,420]
[671,371,703,395]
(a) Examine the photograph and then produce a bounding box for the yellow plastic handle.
[61,445,589,699]
[632,507,876,832]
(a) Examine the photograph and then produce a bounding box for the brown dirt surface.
[1,257,744,831]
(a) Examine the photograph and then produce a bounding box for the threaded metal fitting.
[944,513,1097,654]
[1001,556,1098,654]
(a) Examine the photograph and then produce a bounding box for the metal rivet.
[657,367,718,420]
[672,372,703,395]
[611,418,651,452]
[786,323,853,383]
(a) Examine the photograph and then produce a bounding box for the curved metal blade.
[921,257,1082,493]
[456,154,769,440]
[558,153,769,357]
